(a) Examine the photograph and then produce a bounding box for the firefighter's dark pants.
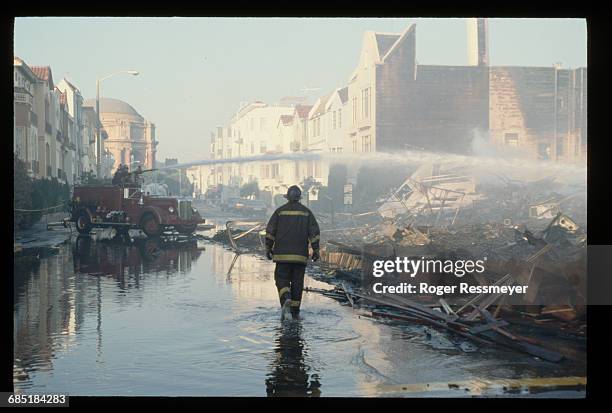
[274,263,306,316]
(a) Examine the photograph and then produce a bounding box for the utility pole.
[96,80,101,177]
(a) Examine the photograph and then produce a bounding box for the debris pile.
[309,165,587,358]
[206,162,586,359]
[305,282,584,363]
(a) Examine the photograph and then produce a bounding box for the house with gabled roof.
[324,86,348,153]
[307,93,333,152]
[346,25,417,154]
[30,64,60,180]
[345,22,586,162]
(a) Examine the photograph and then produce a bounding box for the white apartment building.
[56,78,85,181]
[325,86,349,153]
[13,57,39,176]
[14,57,115,186]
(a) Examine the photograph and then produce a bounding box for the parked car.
[222,197,267,216]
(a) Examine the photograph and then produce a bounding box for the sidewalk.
[14,212,73,251]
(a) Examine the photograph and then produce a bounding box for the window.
[504,133,519,147]
[338,109,342,128]
[333,111,337,129]
[313,118,320,137]
[352,139,357,153]
[362,135,372,152]
[352,97,357,124]
[557,97,565,110]
[272,164,279,178]
[362,88,371,119]
[14,127,24,157]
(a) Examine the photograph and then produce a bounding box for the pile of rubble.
[313,164,587,354]
[205,162,586,354]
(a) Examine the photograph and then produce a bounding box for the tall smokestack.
[477,18,489,66]
[466,18,489,66]
[467,18,478,66]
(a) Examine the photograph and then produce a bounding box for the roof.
[380,24,416,63]
[337,86,349,104]
[294,104,312,119]
[60,78,80,93]
[31,66,54,89]
[279,114,294,125]
[375,33,401,59]
[83,97,142,118]
[279,96,308,106]
[310,93,333,118]
[13,57,38,82]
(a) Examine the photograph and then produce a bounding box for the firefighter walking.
[265,185,320,320]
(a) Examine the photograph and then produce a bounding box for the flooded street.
[13,226,585,397]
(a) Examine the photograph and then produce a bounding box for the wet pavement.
[13,216,586,397]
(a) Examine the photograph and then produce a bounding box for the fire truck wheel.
[141,213,161,237]
[76,210,92,234]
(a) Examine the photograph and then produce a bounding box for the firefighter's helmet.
[285,185,302,202]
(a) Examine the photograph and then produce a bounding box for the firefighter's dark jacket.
[265,201,320,264]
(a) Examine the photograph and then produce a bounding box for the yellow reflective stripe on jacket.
[309,234,320,243]
[278,210,309,217]
[290,300,301,307]
[278,287,291,296]
[266,233,275,240]
[273,254,308,263]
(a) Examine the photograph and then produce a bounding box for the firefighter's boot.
[278,286,293,321]
[281,299,293,321]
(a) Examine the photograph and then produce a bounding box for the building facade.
[14,57,146,187]
[345,23,586,162]
[56,79,85,181]
[83,98,157,173]
[13,57,39,177]
[190,21,586,204]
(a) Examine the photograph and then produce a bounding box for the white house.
[325,86,349,153]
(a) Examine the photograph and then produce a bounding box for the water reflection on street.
[13,235,585,397]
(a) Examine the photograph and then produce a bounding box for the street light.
[95,70,140,177]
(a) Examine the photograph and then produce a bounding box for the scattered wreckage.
[208,163,586,362]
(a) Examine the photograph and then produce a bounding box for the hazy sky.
[14,18,587,162]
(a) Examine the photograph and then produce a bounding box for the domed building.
[83,97,157,173]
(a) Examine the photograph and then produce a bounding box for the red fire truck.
[69,177,204,237]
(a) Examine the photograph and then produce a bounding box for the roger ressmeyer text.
[371,257,528,296]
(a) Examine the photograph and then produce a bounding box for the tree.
[240,181,259,199]
[13,156,34,229]
[13,155,72,230]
